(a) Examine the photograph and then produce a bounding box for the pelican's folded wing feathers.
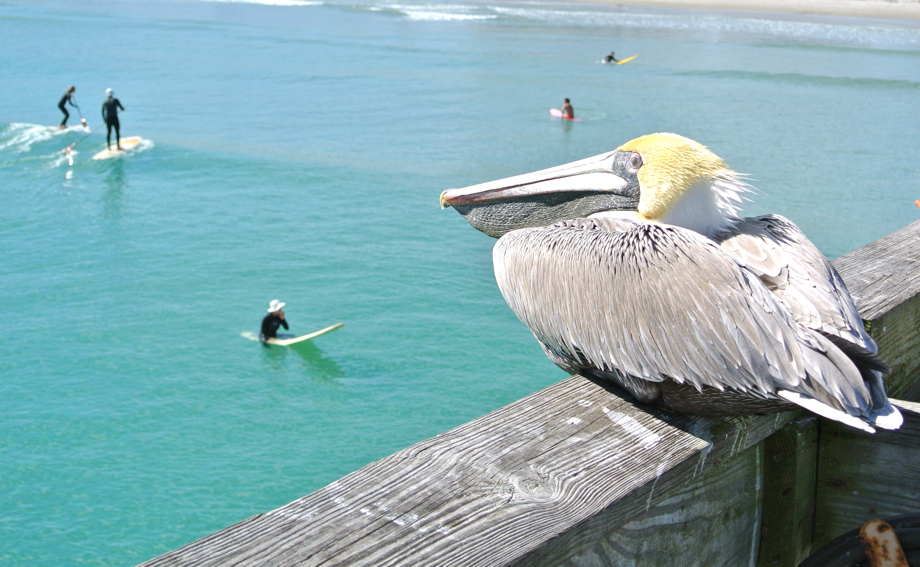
[493,219,875,417]
[717,214,874,353]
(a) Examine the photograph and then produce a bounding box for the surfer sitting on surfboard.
[561,98,574,119]
[603,51,619,63]
[58,85,77,128]
[102,88,125,151]
[261,300,289,342]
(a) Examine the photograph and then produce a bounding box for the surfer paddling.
[58,85,78,129]
[261,300,289,342]
[603,51,619,63]
[561,98,574,119]
[101,88,125,150]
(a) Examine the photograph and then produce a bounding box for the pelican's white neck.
[657,174,753,239]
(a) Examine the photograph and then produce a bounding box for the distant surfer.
[561,98,574,119]
[58,85,77,129]
[603,51,619,63]
[101,88,125,150]
[261,300,289,342]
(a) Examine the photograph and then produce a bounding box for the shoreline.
[569,0,920,22]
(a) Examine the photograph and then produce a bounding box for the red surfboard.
[550,108,582,121]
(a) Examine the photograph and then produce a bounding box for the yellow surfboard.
[92,136,143,160]
[241,322,344,346]
[617,54,639,65]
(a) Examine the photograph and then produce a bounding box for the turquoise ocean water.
[1,0,919,564]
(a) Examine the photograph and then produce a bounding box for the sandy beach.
[575,0,920,21]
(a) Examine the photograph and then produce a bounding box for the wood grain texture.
[509,410,794,567]
[138,376,795,567]
[757,416,819,567]
[861,297,920,402]
[554,443,764,567]
[813,400,920,550]
[832,219,920,322]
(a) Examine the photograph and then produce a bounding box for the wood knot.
[508,468,554,502]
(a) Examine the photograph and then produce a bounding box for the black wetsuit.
[101,97,125,149]
[58,92,75,127]
[260,313,289,340]
[604,54,618,63]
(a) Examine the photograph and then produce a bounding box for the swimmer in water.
[561,98,574,119]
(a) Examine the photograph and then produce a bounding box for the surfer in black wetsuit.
[101,88,125,150]
[603,51,619,63]
[58,85,76,128]
[261,300,289,342]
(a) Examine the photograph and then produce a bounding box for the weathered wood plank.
[139,377,795,567]
[833,220,920,322]
[832,220,920,401]
[550,443,764,567]
[858,297,920,402]
[756,416,819,567]
[813,400,920,550]
[507,410,794,567]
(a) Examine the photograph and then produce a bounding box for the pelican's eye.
[627,153,643,173]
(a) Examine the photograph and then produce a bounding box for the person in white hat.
[101,88,125,150]
[260,300,289,342]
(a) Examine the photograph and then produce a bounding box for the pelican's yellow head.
[616,133,753,237]
[616,134,727,219]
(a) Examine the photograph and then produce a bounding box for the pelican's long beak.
[440,151,627,209]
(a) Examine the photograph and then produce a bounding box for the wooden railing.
[140,220,920,567]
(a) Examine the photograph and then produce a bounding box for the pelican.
[440,133,902,433]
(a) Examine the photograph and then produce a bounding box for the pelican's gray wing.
[493,218,881,429]
[717,214,875,353]
[715,214,899,429]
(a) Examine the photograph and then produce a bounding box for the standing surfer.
[561,98,574,119]
[603,51,619,63]
[58,85,77,128]
[261,300,289,342]
[101,88,125,151]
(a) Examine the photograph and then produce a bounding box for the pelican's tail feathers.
[862,369,903,430]
[816,330,891,374]
[870,403,904,430]
[777,390,876,434]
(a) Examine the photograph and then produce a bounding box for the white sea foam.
[0,123,70,153]
[48,151,73,169]
[378,3,497,21]
[353,0,919,47]
[133,138,156,155]
[489,4,920,49]
[187,0,321,6]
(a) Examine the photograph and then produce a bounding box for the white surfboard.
[49,124,89,132]
[92,136,142,160]
[241,322,344,346]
